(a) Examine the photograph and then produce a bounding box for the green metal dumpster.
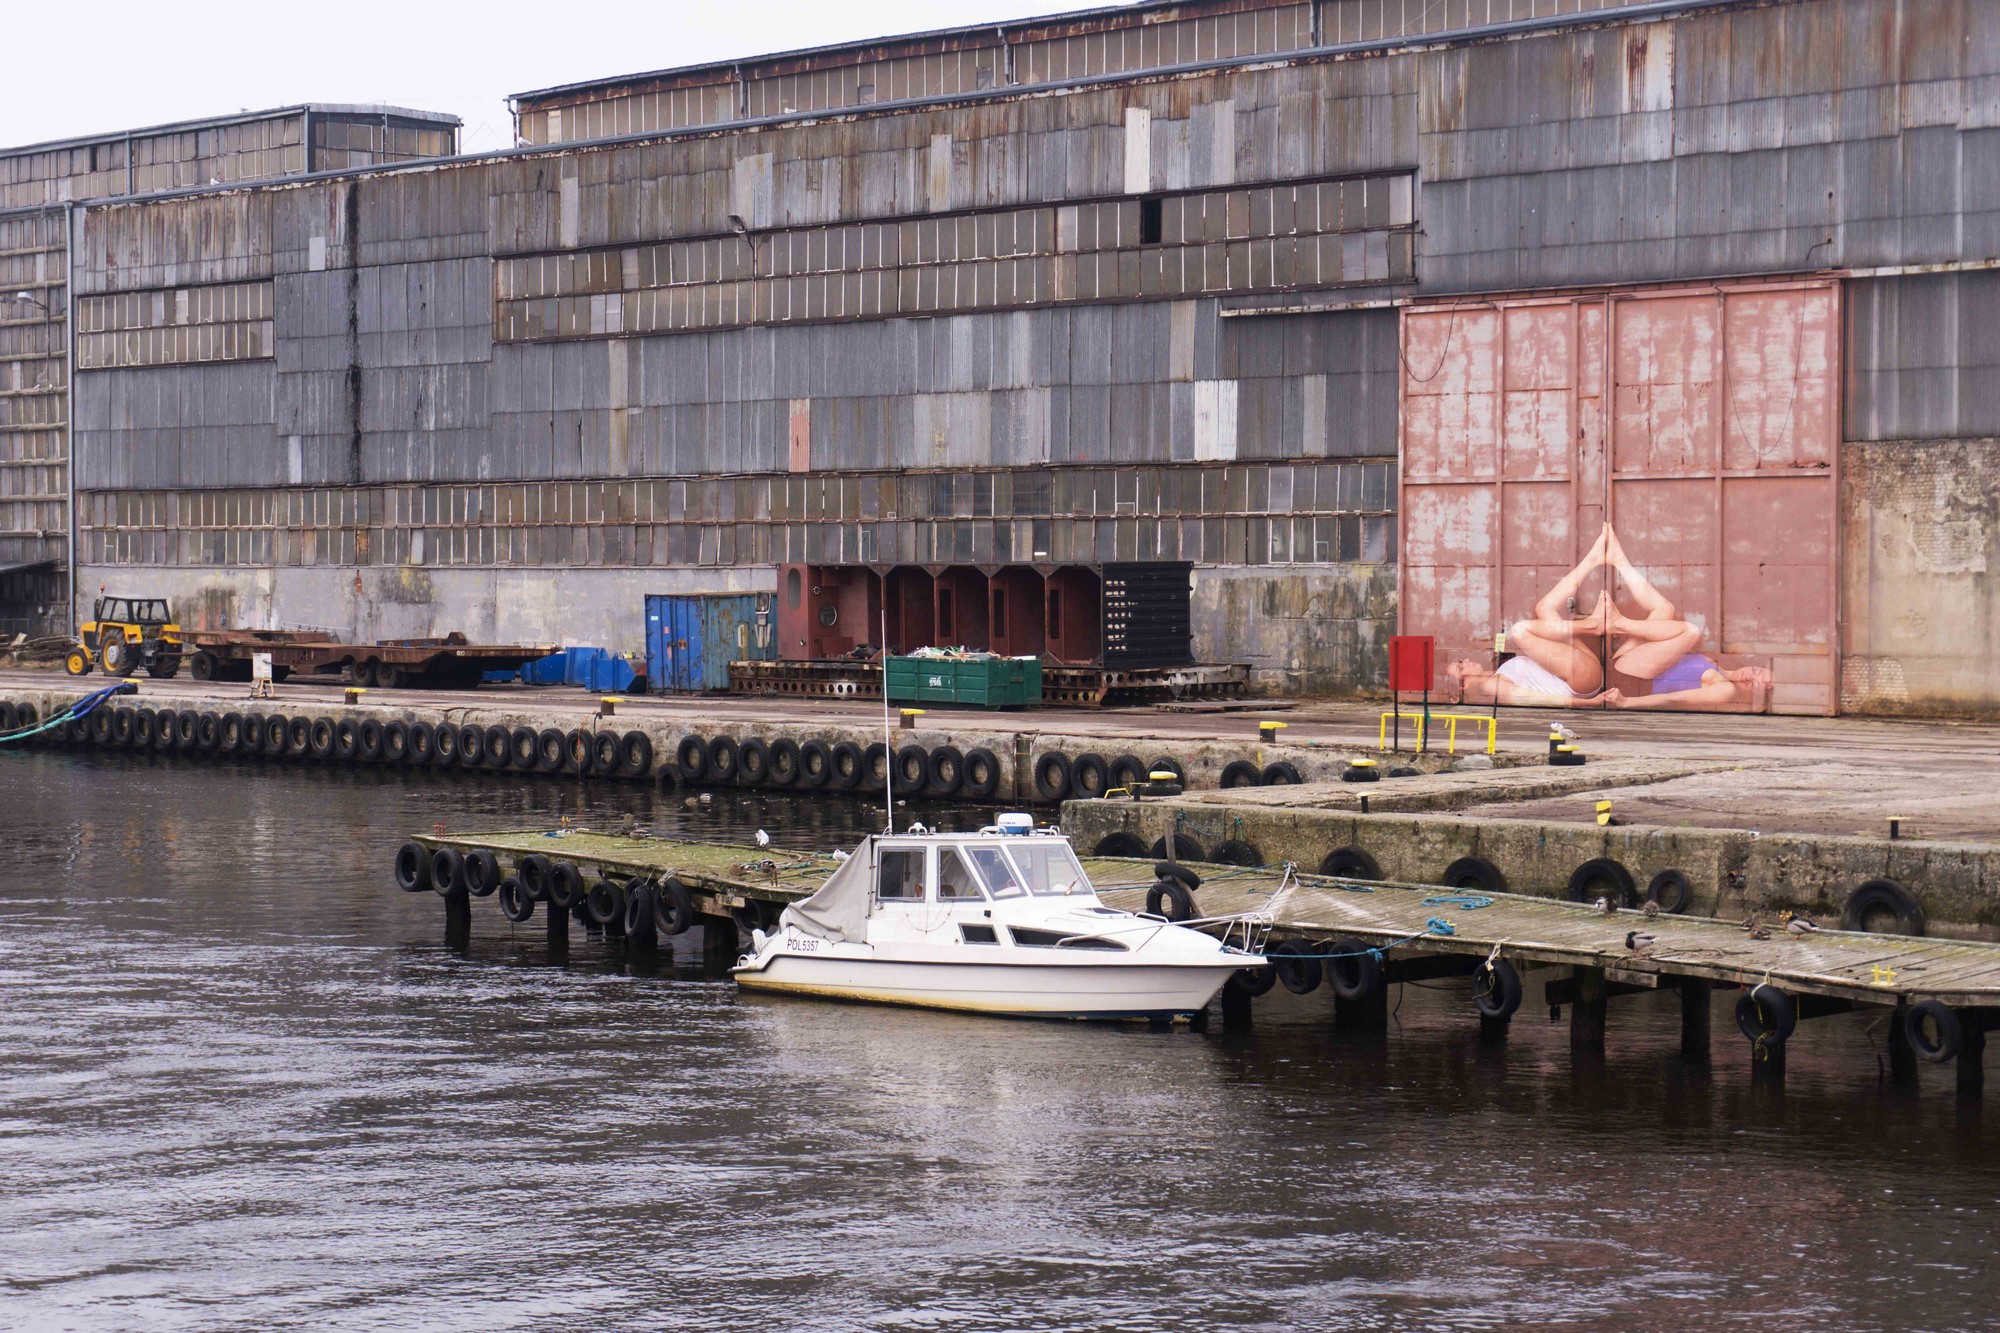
[886,655,1042,708]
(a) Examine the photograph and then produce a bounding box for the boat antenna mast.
[880,604,894,834]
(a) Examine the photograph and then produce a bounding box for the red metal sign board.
[1388,635,1434,693]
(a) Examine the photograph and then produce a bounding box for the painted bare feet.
[1604,524,1633,573]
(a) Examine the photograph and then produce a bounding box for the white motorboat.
[731,816,1264,1021]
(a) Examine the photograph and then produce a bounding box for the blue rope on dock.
[0,684,128,747]
[1422,893,1494,910]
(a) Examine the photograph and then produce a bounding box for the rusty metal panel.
[1399,278,1842,716]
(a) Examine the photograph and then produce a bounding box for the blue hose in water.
[0,683,132,746]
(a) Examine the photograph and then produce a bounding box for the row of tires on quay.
[13,700,662,777]
[391,840,776,940]
[669,735,1189,802]
[13,696,1205,805]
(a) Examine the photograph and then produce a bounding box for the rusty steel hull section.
[1399,278,1841,716]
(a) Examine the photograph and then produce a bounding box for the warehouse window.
[1139,196,1163,245]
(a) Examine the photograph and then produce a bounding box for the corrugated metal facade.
[35,0,2000,706]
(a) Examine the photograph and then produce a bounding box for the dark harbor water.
[2,749,1997,1332]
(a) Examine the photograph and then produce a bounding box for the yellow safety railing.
[1377,710,1498,755]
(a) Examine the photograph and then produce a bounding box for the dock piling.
[1219,980,1253,1030]
[702,916,740,970]
[1888,1005,1920,1089]
[1335,982,1388,1031]
[444,886,470,953]
[1570,967,1608,1054]
[1680,978,1712,1061]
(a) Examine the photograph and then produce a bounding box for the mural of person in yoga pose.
[1446,523,1771,711]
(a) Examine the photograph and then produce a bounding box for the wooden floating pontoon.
[410,829,2000,1092]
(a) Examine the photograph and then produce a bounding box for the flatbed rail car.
[187,631,558,689]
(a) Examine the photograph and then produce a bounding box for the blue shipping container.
[646,593,778,692]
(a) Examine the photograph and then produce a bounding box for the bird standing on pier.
[1782,911,1820,935]
[755,828,771,849]
[1593,895,1616,915]
[1625,929,1656,953]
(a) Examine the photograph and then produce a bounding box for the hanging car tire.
[259,715,288,757]
[894,745,931,794]
[1107,754,1147,793]
[861,742,889,793]
[676,735,711,784]
[1327,938,1383,1001]
[1841,878,1925,936]
[1735,985,1798,1048]
[653,877,696,936]
[1645,869,1693,915]
[546,860,585,912]
[382,721,411,765]
[1209,840,1261,867]
[517,854,553,902]
[306,718,334,759]
[1269,940,1323,995]
[830,741,864,790]
[1904,999,1962,1064]
[535,728,566,773]
[706,736,740,785]
[621,731,654,780]
[592,730,622,776]
[404,721,433,765]
[768,738,801,787]
[90,708,115,745]
[1148,833,1207,863]
[1319,847,1382,880]
[448,724,477,767]
[737,738,771,786]
[176,710,201,748]
[962,747,1002,800]
[585,876,628,928]
[1091,832,1149,858]
[464,850,503,898]
[430,723,459,766]
[1261,761,1302,786]
[333,719,360,761]
[1220,760,1263,788]
[359,720,386,762]
[130,709,155,748]
[1566,858,1635,906]
[1154,863,1201,892]
[1145,878,1197,922]
[510,726,539,769]
[920,740,960,792]
[624,882,658,940]
[393,841,433,893]
[563,729,593,774]
[798,740,833,788]
[497,876,535,923]
[197,713,222,751]
[1441,856,1506,895]
[430,847,466,895]
[484,724,511,769]
[1033,752,1073,802]
[1472,957,1524,1020]
[1071,752,1111,799]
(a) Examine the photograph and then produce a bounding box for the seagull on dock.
[755,829,771,849]
[1552,722,1580,743]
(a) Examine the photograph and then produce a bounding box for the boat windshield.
[1003,841,1094,897]
[963,847,1026,900]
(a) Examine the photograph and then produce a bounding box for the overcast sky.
[2,0,1081,154]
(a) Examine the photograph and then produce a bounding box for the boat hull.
[734,953,1241,1020]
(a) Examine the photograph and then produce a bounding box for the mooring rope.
[0,684,129,746]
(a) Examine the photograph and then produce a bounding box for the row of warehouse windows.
[499,176,1413,298]
[81,461,1395,530]
[82,511,1397,571]
[519,4,1315,144]
[76,280,274,371]
[501,231,1411,338]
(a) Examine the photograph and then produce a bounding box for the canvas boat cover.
[779,835,880,944]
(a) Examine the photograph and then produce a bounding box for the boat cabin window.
[937,848,986,901]
[965,847,1026,899]
[876,848,927,902]
[1004,842,1093,897]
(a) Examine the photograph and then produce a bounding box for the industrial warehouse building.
[1,0,1995,714]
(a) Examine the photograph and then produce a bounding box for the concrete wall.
[1840,437,2000,717]
[1194,563,1395,694]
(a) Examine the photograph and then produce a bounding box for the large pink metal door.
[1398,280,1839,715]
